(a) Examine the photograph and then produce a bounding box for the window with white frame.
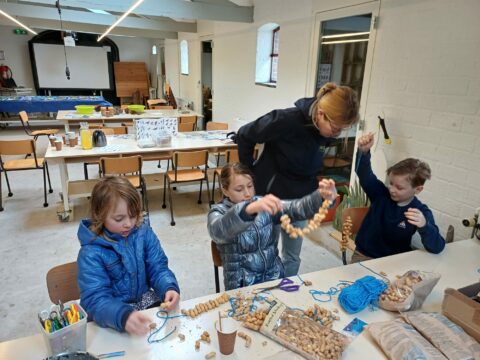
[180,40,189,75]
[255,23,280,86]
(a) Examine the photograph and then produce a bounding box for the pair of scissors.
[253,278,301,294]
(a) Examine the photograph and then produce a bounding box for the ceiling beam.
[0,3,196,33]
[0,17,178,39]
[19,0,254,23]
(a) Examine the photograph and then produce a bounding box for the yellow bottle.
[80,128,92,150]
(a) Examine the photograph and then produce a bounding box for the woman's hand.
[246,194,283,215]
[358,133,374,153]
[405,208,426,228]
[125,311,153,336]
[163,290,180,311]
[318,179,337,202]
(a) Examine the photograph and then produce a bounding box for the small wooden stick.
[218,311,222,332]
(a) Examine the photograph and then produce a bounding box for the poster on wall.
[316,63,332,89]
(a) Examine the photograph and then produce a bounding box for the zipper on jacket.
[252,222,268,282]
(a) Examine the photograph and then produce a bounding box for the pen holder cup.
[39,301,87,356]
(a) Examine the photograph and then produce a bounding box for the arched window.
[255,23,280,86]
[180,40,189,75]
[151,45,157,55]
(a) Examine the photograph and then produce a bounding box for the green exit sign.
[13,29,28,35]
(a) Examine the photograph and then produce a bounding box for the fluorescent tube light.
[322,39,369,45]
[322,31,370,39]
[0,9,37,35]
[97,0,144,42]
[87,8,112,15]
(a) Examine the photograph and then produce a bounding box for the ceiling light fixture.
[97,0,144,42]
[0,9,37,35]
[322,38,369,45]
[322,31,370,39]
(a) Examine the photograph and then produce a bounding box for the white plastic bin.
[39,301,87,356]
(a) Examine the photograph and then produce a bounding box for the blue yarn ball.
[338,275,387,314]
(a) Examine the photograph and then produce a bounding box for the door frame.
[199,36,214,127]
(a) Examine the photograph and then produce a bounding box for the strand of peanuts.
[380,272,422,302]
[276,314,346,360]
[341,216,353,252]
[238,331,252,347]
[303,305,340,328]
[181,293,230,318]
[280,199,332,238]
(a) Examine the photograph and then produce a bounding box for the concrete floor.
[0,128,341,342]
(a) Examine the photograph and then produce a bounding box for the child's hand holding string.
[318,179,337,202]
[246,194,283,215]
[163,290,180,311]
[404,208,426,228]
[358,132,375,153]
[125,311,154,336]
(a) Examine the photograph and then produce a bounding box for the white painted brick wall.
[365,0,480,240]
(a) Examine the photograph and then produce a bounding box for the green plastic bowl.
[127,104,145,114]
[75,105,95,114]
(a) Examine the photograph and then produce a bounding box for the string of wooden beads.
[181,293,230,318]
[341,216,353,252]
[280,199,332,238]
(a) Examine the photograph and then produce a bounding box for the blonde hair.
[313,82,360,126]
[89,177,143,235]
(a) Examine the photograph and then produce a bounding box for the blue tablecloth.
[0,95,112,113]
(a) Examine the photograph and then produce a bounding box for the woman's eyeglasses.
[322,111,352,133]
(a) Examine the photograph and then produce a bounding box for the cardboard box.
[442,283,480,342]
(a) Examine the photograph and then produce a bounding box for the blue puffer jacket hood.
[77,218,179,332]
[208,190,324,290]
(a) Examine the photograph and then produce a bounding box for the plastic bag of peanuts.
[378,270,441,312]
[259,300,349,360]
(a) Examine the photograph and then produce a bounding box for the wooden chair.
[147,98,168,109]
[206,122,229,166]
[83,128,115,179]
[100,155,149,213]
[178,121,196,132]
[18,111,59,141]
[106,126,128,135]
[211,241,223,293]
[162,150,210,226]
[0,139,53,211]
[179,116,197,130]
[341,207,369,265]
[151,105,173,110]
[46,261,80,303]
[210,149,239,204]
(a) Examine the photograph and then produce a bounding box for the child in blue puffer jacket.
[77,177,180,336]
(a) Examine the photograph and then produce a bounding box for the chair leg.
[83,163,89,180]
[157,160,162,168]
[162,174,167,209]
[205,173,211,205]
[210,171,217,206]
[141,179,149,214]
[45,162,53,193]
[168,180,175,226]
[0,171,3,211]
[214,265,220,293]
[198,180,203,204]
[42,165,48,207]
[4,169,12,197]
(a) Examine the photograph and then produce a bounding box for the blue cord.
[357,262,390,284]
[338,275,387,314]
[147,310,186,344]
[309,282,352,303]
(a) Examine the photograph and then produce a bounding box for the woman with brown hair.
[236,82,360,276]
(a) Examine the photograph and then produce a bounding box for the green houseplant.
[333,180,370,232]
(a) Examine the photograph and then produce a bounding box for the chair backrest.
[108,126,128,135]
[19,111,29,124]
[179,116,197,124]
[147,99,168,108]
[88,123,104,129]
[178,121,196,132]
[89,128,115,135]
[173,150,208,168]
[152,105,174,110]
[0,139,35,156]
[342,207,369,235]
[206,122,228,131]
[211,241,222,267]
[101,155,142,176]
[46,261,80,303]
[225,149,239,163]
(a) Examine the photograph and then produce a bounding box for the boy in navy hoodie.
[351,133,445,263]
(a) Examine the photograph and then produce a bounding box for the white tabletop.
[56,109,203,122]
[1,239,478,359]
[44,132,235,161]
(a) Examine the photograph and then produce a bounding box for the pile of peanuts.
[280,199,332,238]
[238,331,252,347]
[303,305,340,328]
[181,293,230,318]
[276,313,346,360]
[380,272,422,302]
[341,216,353,252]
[242,310,268,331]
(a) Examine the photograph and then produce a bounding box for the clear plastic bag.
[260,301,349,360]
[379,270,441,312]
